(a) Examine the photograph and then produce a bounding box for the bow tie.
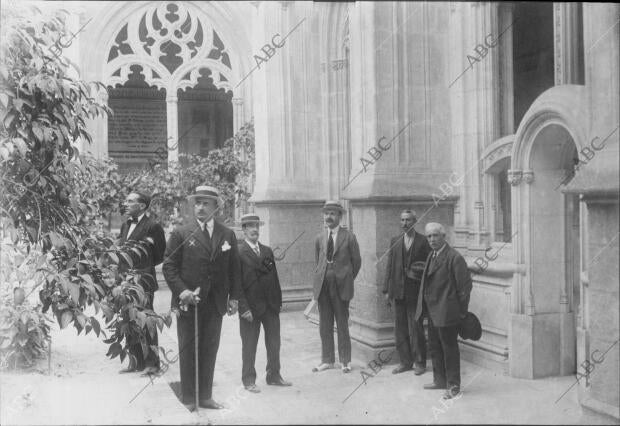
[127,217,139,225]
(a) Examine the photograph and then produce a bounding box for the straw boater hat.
[239,213,265,226]
[322,200,346,213]
[187,185,224,206]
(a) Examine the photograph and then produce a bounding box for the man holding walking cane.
[163,185,242,410]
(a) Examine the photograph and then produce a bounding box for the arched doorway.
[85,1,253,165]
[509,85,590,378]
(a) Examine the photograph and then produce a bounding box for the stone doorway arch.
[83,1,253,163]
[509,85,590,378]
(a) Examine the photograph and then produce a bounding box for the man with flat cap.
[312,201,361,374]
[118,191,166,374]
[383,209,431,376]
[237,213,292,393]
[163,185,242,409]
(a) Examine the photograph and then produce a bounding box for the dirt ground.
[1,287,617,425]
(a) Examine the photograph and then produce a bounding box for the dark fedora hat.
[458,312,482,341]
[238,213,264,226]
[322,200,346,213]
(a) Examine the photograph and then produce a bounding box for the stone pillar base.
[509,312,576,378]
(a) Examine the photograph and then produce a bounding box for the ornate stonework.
[104,2,234,93]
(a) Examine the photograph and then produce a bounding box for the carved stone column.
[554,3,584,85]
[166,94,178,166]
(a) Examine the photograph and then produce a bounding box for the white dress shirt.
[127,213,145,239]
[404,232,415,251]
[246,239,261,256]
[197,218,214,237]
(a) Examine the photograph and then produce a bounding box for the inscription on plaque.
[108,99,167,168]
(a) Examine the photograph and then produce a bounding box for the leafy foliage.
[0,7,173,369]
[0,7,111,245]
[116,120,255,226]
[0,242,51,370]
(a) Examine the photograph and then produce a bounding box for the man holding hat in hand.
[237,213,292,393]
[163,185,242,409]
[312,201,361,374]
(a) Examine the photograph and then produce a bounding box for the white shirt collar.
[327,224,340,239]
[434,243,447,256]
[197,218,214,232]
[246,239,260,249]
[130,213,145,224]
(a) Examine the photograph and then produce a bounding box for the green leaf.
[68,281,80,303]
[12,138,28,156]
[60,310,73,329]
[90,317,101,337]
[106,341,122,358]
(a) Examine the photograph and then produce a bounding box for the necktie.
[253,244,260,257]
[203,224,211,245]
[429,251,437,270]
[327,231,334,262]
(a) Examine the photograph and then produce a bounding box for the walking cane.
[193,288,201,413]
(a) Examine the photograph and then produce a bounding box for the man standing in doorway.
[416,222,472,399]
[163,185,242,409]
[237,213,292,393]
[383,210,432,375]
[118,191,166,374]
[312,201,361,374]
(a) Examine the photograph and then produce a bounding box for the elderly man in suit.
[163,185,242,410]
[237,214,292,393]
[383,210,432,375]
[416,222,472,399]
[118,191,166,374]
[312,201,361,374]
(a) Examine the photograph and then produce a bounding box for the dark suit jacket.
[162,219,242,316]
[382,231,432,300]
[237,240,282,317]
[415,243,472,327]
[119,214,166,292]
[313,227,361,302]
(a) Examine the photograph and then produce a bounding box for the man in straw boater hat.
[163,185,242,410]
[312,201,361,374]
[236,213,292,393]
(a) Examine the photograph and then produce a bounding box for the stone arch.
[509,84,590,378]
[84,1,254,158]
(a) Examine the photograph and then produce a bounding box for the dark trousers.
[428,316,460,388]
[318,268,351,364]
[130,290,159,370]
[239,308,281,386]
[176,292,223,403]
[394,280,426,367]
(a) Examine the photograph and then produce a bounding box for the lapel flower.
[221,241,231,252]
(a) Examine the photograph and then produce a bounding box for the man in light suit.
[416,222,472,399]
[237,214,292,393]
[312,201,361,374]
[383,210,432,375]
[118,191,166,374]
[163,185,242,410]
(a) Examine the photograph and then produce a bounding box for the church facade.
[49,1,618,419]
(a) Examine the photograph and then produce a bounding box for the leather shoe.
[312,362,334,372]
[413,364,426,376]
[443,386,462,399]
[198,398,224,409]
[244,384,261,393]
[118,366,137,374]
[267,376,292,386]
[392,365,412,374]
[423,382,447,390]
